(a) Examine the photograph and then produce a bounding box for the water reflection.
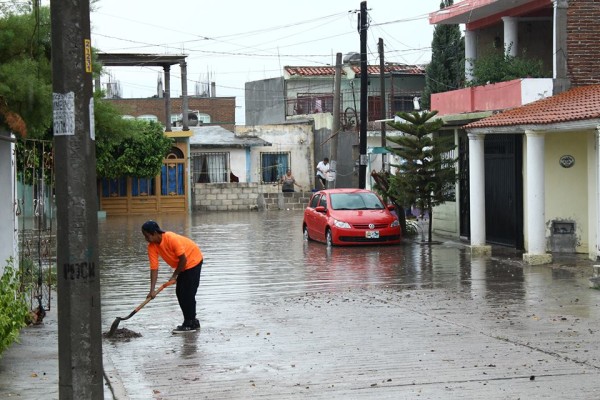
[98,211,597,329]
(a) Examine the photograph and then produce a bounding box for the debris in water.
[103,328,142,340]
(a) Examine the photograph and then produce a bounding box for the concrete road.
[2,211,600,399]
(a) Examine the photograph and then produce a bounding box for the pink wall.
[432,79,524,116]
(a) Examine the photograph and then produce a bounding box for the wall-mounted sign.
[559,155,575,168]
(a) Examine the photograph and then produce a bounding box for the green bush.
[469,45,548,87]
[0,258,29,357]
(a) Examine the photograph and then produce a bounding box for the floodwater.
[98,210,600,399]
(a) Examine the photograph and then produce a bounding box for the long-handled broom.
[106,280,174,337]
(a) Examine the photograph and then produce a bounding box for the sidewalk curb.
[103,349,128,400]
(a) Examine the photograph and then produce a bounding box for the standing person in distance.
[316,157,330,189]
[141,220,204,334]
[280,169,302,192]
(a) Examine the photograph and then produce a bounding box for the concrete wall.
[192,182,311,211]
[245,77,286,126]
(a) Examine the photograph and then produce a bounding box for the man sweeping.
[141,220,204,333]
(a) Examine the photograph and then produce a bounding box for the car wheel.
[326,228,333,247]
[303,225,310,241]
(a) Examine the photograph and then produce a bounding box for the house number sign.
[559,155,575,168]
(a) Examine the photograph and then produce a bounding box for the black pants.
[176,261,202,322]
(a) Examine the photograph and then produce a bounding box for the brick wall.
[107,97,236,132]
[193,182,312,211]
[567,0,600,86]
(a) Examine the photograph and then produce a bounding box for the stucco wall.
[237,123,315,188]
[544,131,589,253]
[0,138,16,273]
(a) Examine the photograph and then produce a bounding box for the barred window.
[101,177,127,197]
[296,93,333,114]
[261,152,289,183]
[191,152,229,183]
[392,95,418,114]
[132,177,155,196]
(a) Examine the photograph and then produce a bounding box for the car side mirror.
[387,204,395,211]
[315,206,326,213]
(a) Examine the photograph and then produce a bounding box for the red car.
[303,189,402,246]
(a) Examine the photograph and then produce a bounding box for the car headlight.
[390,219,399,228]
[333,219,351,229]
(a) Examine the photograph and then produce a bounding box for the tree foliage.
[0,6,52,137]
[469,45,548,87]
[385,110,457,242]
[95,112,173,178]
[422,0,464,110]
[1,5,173,179]
[0,258,29,357]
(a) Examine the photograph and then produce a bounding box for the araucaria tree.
[421,0,464,111]
[386,111,457,242]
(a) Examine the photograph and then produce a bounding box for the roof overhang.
[467,119,600,135]
[429,0,551,26]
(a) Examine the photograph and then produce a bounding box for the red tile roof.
[284,64,424,77]
[465,84,600,129]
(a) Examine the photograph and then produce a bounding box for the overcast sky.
[89,0,444,123]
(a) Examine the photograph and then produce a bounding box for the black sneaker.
[172,321,198,334]
[192,319,200,330]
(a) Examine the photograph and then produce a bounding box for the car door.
[313,194,329,242]
[305,194,322,239]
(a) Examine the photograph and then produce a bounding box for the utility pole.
[379,38,387,171]
[358,1,368,189]
[330,52,342,186]
[50,1,103,399]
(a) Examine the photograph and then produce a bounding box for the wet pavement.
[2,210,600,399]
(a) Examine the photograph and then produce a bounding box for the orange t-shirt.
[147,231,203,271]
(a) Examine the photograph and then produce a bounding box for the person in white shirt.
[316,157,330,189]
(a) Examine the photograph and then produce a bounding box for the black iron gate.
[15,138,55,317]
[484,134,523,248]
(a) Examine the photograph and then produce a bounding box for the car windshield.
[330,193,385,210]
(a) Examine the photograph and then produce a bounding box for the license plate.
[365,231,379,239]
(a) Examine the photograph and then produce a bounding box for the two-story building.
[429,0,600,263]
[245,61,426,188]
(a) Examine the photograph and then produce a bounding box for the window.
[309,194,321,208]
[137,114,158,122]
[101,177,127,197]
[392,95,417,114]
[260,152,289,183]
[318,195,327,210]
[197,113,211,124]
[368,96,383,121]
[191,152,229,183]
[295,94,333,114]
[132,177,155,196]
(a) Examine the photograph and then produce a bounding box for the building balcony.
[431,78,554,116]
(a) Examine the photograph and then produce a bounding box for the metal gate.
[15,138,55,316]
[484,134,523,248]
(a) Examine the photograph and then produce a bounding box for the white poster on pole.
[53,92,75,136]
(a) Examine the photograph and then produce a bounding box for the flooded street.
[95,210,600,399]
